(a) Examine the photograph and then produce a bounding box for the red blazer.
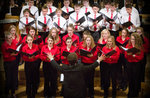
[80,45,98,64]
[143,36,150,53]
[62,34,79,47]
[116,36,130,54]
[40,45,60,62]
[13,35,22,46]
[125,44,144,63]
[97,39,107,50]
[1,40,18,61]
[61,45,79,65]
[45,36,62,47]
[22,44,39,62]
[102,46,120,64]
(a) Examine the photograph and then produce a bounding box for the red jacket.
[1,40,18,61]
[125,44,144,62]
[40,45,60,62]
[116,36,130,54]
[45,36,62,47]
[13,35,22,46]
[97,39,107,50]
[143,36,150,53]
[22,44,39,62]
[61,45,79,65]
[21,35,44,50]
[102,46,120,64]
[62,34,79,47]
[80,45,98,64]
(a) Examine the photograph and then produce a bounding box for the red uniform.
[13,35,22,46]
[125,44,144,62]
[102,46,120,64]
[40,45,60,62]
[116,36,130,54]
[62,34,79,47]
[61,45,79,65]
[45,36,62,47]
[97,39,107,50]
[22,44,39,62]
[143,36,150,53]
[21,35,44,49]
[1,40,18,61]
[80,46,98,64]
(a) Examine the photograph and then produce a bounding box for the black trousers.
[100,62,118,96]
[43,61,58,97]
[4,60,18,95]
[38,32,49,42]
[24,60,40,96]
[140,53,147,82]
[117,53,128,88]
[90,31,100,43]
[83,63,95,97]
[126,61,141,97]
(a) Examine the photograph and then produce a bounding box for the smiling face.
[29,29,35,37]
[107,37,113,47]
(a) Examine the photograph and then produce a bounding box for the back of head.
[67,53,78,65]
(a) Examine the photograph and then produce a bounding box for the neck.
[28,43,32,49]
[6,41,11,45]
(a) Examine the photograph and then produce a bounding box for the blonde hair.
[8,25,19,41]
[67,24,75,30]
[106,36,116,49]
[56,8,62,13]
[99,29,110,43]
[83,35,95,49]
[128,33,143,50]
[4,31,12,39]
[48,27,60,44]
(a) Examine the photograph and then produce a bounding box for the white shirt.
[104,11,121,31]
[120,6,139,16]
[37,15,53,32]
[80,5,93,14]
[19,16,36,35]
[61,6,74,13]
[99,8,111,17]
[87,12,103,31]
[120,10,140,32]
[52,16,67,34]
[20,5,39,19]
[68,11,88,32]
[40,6,57,17]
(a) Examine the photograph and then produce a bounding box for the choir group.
[1,0,150,98]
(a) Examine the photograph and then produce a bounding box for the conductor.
[47,52,105,98]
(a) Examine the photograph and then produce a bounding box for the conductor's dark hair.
[67,53,78,65]
[125,4,132,9]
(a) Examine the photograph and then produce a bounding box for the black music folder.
[48,11,56,18]
[120,46,140,54]
[85,12,90,16]
[76,16,86,25]
[96,43,106,47]
[30,10,38,17]
[53,22,63,30]
[116,40,129,46]
[38,19,50,27]
[20,20,35,26]
[62,51,70,57]
[33,38,43,44]
[7,44,22,53]
[88,15,103,22]
[105,50,117,57]
[22,51,39,57]
[80,46,96,57]
[122,21,133,28]
[62,10,74,16]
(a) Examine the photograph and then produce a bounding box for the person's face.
[105,4,110,9]
[102,31,109,40]
[86,37,91,47]
[64,1,70,7]
[28,1,34,7]
[107,38,113,47]
[7,35,13,43]
[67,27,73,37]
[10,28,16,35]
[26,36,33,45]
[42,9,48,16]
[136,29,142,35]
[126,8,132,14]
[122,30,127,37]
[29,29,35,37]
[24,11,30,18]
[47,2,53,7]
[83,34,88,40]
[56,10,62,17]
[51,30,57,38]
[47,38,54,46]
[110,5,116,12]
[131,35,135,45]
[66,39,72,47]
[75,6,80,13]
[83,0,89,6]
[92,7,99,13]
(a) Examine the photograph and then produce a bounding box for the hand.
[133,54,136,57]
[87,53,93,57]
[98,55,106,61]
[127,53,132,55]
[29,55,35,59]
[11,52,17,56]
[47,52,54,60]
